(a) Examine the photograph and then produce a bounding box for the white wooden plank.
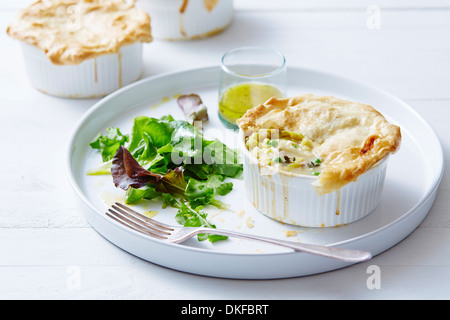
[0,228,136,266]
[1,263,450,299]
[0,98,93,228]
[234,0,450,11]
[3,0,450,11]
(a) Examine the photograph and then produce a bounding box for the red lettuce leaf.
[112,146,186,195]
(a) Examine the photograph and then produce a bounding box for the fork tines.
[106,202,173,240]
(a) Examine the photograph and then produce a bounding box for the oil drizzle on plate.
[150,96,171,109]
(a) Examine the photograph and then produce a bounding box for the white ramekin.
[20,42,144,98]
[239,130,389,227]
[135,0,233,40]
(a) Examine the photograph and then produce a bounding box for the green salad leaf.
[125,185,161,204]
[90,127,129,162]
[175,202,227,242]
[185,174,233,209]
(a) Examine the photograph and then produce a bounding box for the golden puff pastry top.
[237,94,401,195]
[7,0,152,65]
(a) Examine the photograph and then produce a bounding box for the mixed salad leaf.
[90,127,129,162]
[177,93,209,124]
[88,113,242,242]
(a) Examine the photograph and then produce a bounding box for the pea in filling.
[245,129,322,176]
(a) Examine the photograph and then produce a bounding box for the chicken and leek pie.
[237,94,401,195]
[6,0,152,65]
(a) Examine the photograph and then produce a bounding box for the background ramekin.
[239,129,389,228]
[20,42,144,98]
[135,0,233,40]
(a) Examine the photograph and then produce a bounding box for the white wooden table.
[1,0,449,300]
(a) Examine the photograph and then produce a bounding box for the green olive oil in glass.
[218,47,287,129]
[219,82,284,126]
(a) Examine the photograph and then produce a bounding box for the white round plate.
[66,66,444,279]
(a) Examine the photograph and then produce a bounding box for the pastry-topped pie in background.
[135,0,233,40]
[237,94,402,227]
[6,0,152,97]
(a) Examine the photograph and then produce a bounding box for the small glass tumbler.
[218,46,287,129]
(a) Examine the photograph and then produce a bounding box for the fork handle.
[196,228,372,263]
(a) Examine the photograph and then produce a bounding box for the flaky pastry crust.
[237,94,401,195]
[6,0,152,65]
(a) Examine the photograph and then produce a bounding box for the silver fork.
[106,202,372,263]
